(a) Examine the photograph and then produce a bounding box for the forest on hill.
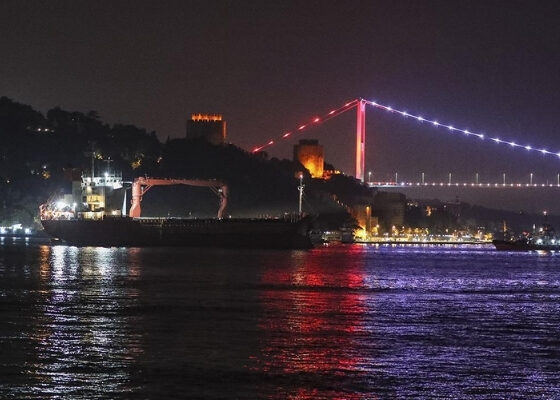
[0,96,365,227]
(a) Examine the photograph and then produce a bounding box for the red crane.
[129,177,228,219]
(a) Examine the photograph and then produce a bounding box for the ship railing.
[131,214,305,224]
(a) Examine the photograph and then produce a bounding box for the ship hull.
[492,239,560,252]
[42,217,313,249]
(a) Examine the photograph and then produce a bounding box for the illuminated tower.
[293,139,324,178]
[186,113,226,145]
[355,99,366,182]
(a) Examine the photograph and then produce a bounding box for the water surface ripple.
[0,243,559,398]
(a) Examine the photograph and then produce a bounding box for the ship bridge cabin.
[79,172,126,219]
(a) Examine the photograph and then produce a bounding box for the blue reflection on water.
[0,243,559,398]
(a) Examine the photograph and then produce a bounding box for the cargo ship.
[40,171,312,249]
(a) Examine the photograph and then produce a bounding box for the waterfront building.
[352,204,379,238]
[372,192,407,233]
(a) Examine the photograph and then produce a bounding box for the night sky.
[2,1,560,212]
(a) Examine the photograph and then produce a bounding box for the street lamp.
[297,173,304,216]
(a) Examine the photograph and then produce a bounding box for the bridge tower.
[355,98,366,182]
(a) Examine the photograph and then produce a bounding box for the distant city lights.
[0,224,33,236]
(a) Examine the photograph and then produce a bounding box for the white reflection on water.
[24,245,143,398]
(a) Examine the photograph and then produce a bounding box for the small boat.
[493,224,560,252]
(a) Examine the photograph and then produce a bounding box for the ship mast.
[87,142,96,178]
[91,150,95,178]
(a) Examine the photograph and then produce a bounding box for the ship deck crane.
[129,177,228,219]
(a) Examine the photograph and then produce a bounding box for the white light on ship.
[56,201,67,210]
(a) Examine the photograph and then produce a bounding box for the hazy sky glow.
[2,0,560,212]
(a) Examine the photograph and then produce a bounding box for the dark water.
[1,241,560,399]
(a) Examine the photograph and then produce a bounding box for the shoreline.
[353,240,492,245]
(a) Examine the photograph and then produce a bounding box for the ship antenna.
[103,157,113,176]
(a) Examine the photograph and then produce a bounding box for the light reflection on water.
[256,248,371,399]
[1,245,143,399]
[0,243,559,398]
[253,245,560,398]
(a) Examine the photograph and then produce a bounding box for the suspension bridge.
[250,98,560,190]
[368,172,560,188]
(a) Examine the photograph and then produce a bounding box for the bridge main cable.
[250,99,359,153]
[364,99,560,160]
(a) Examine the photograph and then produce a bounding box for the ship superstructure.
[40,169,126,220]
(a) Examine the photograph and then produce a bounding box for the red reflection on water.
[255,247,370,398]
[290,387,372,400]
